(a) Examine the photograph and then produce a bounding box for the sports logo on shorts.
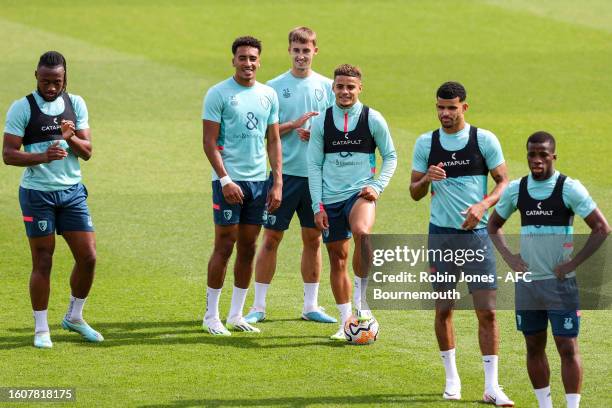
[260,96,271,110]
[563,317,574,330]
[537,201,543,210]
[87,216,93,227]
[268,215,276,225]
[262,210,268,222]
[323,229,330,239]
[38,220,48,232]
[315,88,324,101]
[516,314,522,327]
[282,88,291,98]
[451,153,457,160]
[223,210,233,221]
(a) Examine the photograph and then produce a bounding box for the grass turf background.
[1,1,611,406]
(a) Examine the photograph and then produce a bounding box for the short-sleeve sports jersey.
[412,124,504,230]
[202,77,279,181]
[267,70,333,177]
[4,91,89,192]
[495,171,597,280]
[307,101,397,212]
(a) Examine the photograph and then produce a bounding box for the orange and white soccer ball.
[343,316,379,345]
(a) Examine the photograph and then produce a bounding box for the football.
[343,316,379,345]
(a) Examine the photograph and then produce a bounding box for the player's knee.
[213,242,235,260]
[557,340,579,361]
[237,241,257,259]
[79,250,97,272]
[477,309,497,327]
[526,344,546,360]
[328,246,348,263]
[262,234,282,252]
[301,233,321,250]
[32,249,53,275]
[435,308,453,323]
[351,225,370,239]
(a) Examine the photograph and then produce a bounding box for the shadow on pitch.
[138,393,477,407]
[1,320,341,350]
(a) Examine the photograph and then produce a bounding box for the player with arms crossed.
[409,81,513,405]
[245,27,336,325]
[308,64,397,340]
[3,51,102,348]
[488,131,610,408]
[202,36,282,335]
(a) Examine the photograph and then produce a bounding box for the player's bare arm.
[266,122,282,212]
[461,162,508,230]
[409,163,445,201]
[61,120,92,160]
[279,111,319,137]
[487,210,529,272]
[553,208,611,279]
[3,133,67,166]
[202,119,243,204]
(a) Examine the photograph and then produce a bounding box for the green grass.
[1,1,611,407]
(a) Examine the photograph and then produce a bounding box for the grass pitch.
[1,1,611,407]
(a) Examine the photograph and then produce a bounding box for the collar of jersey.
[334,100,362,116]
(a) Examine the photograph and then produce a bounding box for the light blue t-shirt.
[202,77,279,182]
[308,101,397,213]
[412,124,504,230]
[495,171,597,280]
[267,70,333,177]
[4,91,89,192]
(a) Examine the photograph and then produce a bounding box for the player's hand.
[314,210,329,231]
[222,182,244,205]
[60,119,76,140]
[44,141,68,162]
[553,259,575,280]
[266,183,282,213]
[358,186,379,201]
[427,162,446,181]
[503,253,529,273]
[292,111,318,130]
[461,202,487,230]
[297,127,311,141]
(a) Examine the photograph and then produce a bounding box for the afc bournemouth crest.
[223,210,233,221]
[282,88,291,98]
[315,88,324,101]
[38,220,48,232]
[267,215,277,225]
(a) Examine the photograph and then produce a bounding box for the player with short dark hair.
[3,51,102,348]
[308,64,397,340]
[410,81,513,405]
[244,27,336,325]
[488,132,610,408]
[201,35,282,335]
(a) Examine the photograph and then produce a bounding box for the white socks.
[336,302,352,326]
[533,387,580,408]
[440,348,461,389]
[483,355,499,391]
[303,282,319,313]
[566,393,580,408]
[252,282,269,311]
[204,287,222,322]
[65,295,86,322]
[353,277,369,311]
[33,310,49,334]
[534,386,553,408]
[227,286,248,320]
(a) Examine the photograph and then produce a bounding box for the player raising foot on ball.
[307,64,397,340]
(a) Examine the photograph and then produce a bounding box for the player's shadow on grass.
[1,320,340,350]
[139,393,476,407]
